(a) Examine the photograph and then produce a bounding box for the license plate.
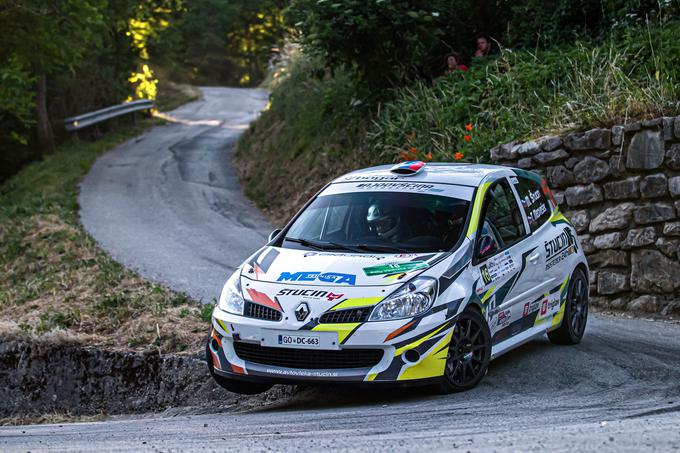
[261,330,339,350]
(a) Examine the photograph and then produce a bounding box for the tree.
[0,0,107,153]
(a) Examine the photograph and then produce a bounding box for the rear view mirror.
[268,229,281,242]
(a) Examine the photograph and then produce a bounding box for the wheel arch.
[574,262,589,286]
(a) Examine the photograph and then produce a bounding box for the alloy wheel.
[446,314,489,386]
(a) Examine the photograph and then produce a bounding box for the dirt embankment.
[0,333,295,424]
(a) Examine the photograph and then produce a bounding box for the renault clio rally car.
[207,161,589,394]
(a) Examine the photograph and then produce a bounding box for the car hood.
[242,246,447,287]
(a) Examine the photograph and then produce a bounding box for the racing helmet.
[367,203,400,241]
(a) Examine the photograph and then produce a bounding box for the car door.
[510,175,574,319]
[471,177,545,344]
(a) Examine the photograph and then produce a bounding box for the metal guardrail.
[63,99,155,131]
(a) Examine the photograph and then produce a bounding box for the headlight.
[218,270,244,315]
[369,277,438,321]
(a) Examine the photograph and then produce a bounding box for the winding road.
[79,87,272,303]
[2,88,680,452]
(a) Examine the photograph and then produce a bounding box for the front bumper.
[208,306,457,384]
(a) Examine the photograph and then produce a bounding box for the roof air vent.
[390,161,426,176]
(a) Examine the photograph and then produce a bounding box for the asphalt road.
[4,87,679,452]
[79,87,272,303]
[3,314,680,451]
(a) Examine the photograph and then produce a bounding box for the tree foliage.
[149,0,287,86]
[286,0,680,88]
[0,0,287,182]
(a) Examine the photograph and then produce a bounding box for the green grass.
[0,119,211,354]
[369,25,680,163]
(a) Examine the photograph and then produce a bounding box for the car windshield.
[283,190,470,253]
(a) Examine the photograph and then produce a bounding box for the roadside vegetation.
[0,1,286,183]
[237,1,680,225]
[0,118,211,354]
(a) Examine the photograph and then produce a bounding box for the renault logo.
[295,302,310,322]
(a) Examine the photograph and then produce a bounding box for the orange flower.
[424,152,433,161]
[465,123,472,131]
[400,151,410,161]
[454,152,464,161]
[464,134,472,142]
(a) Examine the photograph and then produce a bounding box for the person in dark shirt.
[473,35,499,58]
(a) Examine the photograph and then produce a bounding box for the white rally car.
[207,161,589,394]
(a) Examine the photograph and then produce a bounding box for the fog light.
[404,349,420,363]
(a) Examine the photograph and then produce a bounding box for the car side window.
[476,179,527,260]
[512,176,551,232]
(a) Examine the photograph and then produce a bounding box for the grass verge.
[0,118,211,355]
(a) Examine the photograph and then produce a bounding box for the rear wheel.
[438,306,491,393]
[206,339,273,395]
[548,267,588,345]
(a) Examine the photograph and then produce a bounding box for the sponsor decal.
[265,368,339,377]
[276,288,344,302]
[342,174,401,181]
[354,182,444,193]
[521,188,542,208]
[527,202,547,225]
[480,265,492,285]
[509,176,519,184]
[538,293,560,319]
[303,251,385,259]
[363,261,428,276]
[498,309,510,326]
[523,297,542,318]
[545,227,579,270]
[479,251,517,287]
[490,308,511,332]
[277,271,357,285]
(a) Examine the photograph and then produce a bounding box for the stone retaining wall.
[490,116,680,315]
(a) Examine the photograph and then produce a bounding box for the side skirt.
[490,327,548,360]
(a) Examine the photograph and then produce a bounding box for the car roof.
[332,162,515,187]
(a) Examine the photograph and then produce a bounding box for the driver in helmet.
[367,203,405,243]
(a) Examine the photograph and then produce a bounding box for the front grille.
[319,307,371,324]
[244,301,282,321]
[233,342,383,369]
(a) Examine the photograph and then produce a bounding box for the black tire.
[548,267,589,345]
[438,305,491,393]
[206,339,273,395]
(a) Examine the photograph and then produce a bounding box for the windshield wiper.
[285,237,412,254]
[354,244,412,253]
[284,237,328,250]
[285,237,390,254]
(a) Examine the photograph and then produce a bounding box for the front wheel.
[438,306,491,393]
[548,267,589,345]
